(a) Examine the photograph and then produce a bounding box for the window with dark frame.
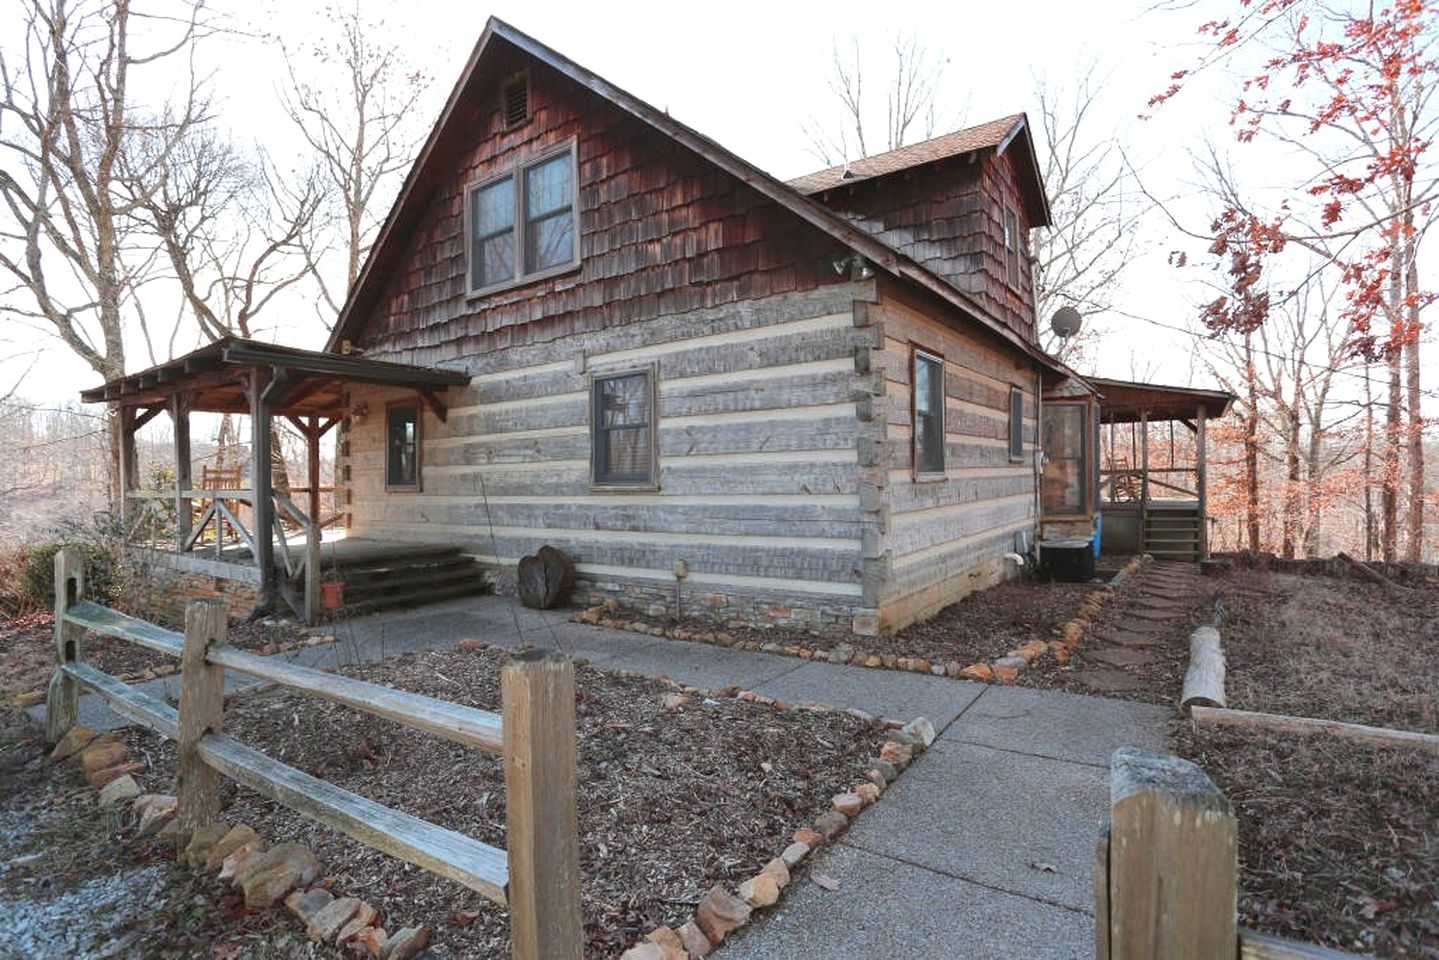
[913,350,945,475]
[592,370,655,486]
[467,147,577,295]
[386,402,420,490]
[1009,386,1025,460]
[1003,205,1022,288]
[1041,402,1088,515]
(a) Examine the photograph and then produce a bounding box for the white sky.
[2,0,1433,423]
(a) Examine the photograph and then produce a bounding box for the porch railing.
[1099,466,1199,504]
[44,548,583,959]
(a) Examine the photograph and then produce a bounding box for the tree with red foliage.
[1154,0,1437,561]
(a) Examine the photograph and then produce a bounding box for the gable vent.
[502,77,529,129]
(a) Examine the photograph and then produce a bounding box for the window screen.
[913,351,945,474]
[386,402,420,489]
[593,371,654,485]
[470,176,516,290]
[1009,386,1025,460]
[1042,403,1088,515]
[524,153,575,274]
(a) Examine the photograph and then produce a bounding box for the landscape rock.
[738,872,780,907]
[855,782,881,805]
[337,903,378,943]
[49,724,98,762]
[991,657,1026,683]
[78,737,127,774]
[378,925,430,960]
[759,857,791,888]
[902,717,937,747]
[133,794,177,834]
[308,896,363,942]
[879,741,913,767]
[695,886,751,945]
[619,943,666,960]
[240,843,322,908]
[661,693,691,710]
[284,887,335,924]
[885,729,919,747]
[644,925,688,960]
[960,663,994,682]
[346,926,387,958]
[814,810,848,839]
[184,822,232,869]
[96,774,140,807]
[219,842,265,882]
[88,761,145,789]
[869,758,898,783]
[677,921,712,957]
[831,792,863,817]
[203,824,260,872]
[779,841,811,868]
[791,826,823,847]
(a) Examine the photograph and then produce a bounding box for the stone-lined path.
[31,594,1174,959]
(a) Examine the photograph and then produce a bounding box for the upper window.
[592,369,656,487]
[467,147,578,295]
[1009,386,1025,461]
[386,401,420,490]
[1003,205,1022,288]
[913,350,945,475]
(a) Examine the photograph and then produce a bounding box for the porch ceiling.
[79,337,470,415]
[1089,377,1234,424]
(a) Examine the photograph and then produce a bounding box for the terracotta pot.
[320,579,345,610]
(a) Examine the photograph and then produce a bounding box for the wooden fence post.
[176,599,227,836]
[1103,747,1237,960]
[502,650,583,960]
[44,548,86,744]
[304,521,321,625]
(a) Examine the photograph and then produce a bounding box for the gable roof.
[787,115,1049,220]
[325,17,1067,377]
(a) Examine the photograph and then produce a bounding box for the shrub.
[21,540,119,610]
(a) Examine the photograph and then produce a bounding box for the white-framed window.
[466,144,579,295]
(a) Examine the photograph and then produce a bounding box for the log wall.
[864,281,1040,633]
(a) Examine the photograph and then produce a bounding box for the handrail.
[43,548,581,955]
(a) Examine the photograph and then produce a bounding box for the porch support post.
[306,417,322,525]
[249,367,276,600]
[1139,409,1149,552]
[171,393,192,552]
[119,405,139,526]
[1196,405,1208,558]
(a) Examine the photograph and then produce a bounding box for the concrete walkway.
[31,594,1172,959]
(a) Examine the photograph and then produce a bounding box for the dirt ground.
[0,644,890,958]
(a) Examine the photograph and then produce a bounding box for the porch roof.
[79,337,470,415]
[1089,376,1234,424]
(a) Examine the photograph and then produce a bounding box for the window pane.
[526,210,575,273]
[1009,388,1024,458]
[601,374,648,428]
[471,179,515,289]
[914,353,944,473]
[1041,403,1087,513]
[1042,457,1083,512]
[1044,404,1083,458]
[387,404,419,488]
[595,373,653,484]
[525,154,572,219]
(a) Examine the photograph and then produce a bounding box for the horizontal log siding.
[806,149,1037,342]
[344,287,876,633]
[869,288,1040,632]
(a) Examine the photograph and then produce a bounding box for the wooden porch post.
[1196,405,1208,558]
[119,405,139,526]
[305,417,322,525]
[171,394,192,552]
[250,368,276,600]
[1139,410,1149,552]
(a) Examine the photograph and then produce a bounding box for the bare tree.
[0,0,212,500]
[800,31,961,166]
[1032,71,1145,359]
[279,5,431,320]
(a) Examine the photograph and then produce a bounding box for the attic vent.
[502,77,530,129]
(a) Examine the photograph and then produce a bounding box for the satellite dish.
[1050,305,1083,339]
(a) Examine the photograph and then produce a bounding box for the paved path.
[31,595,1173,959]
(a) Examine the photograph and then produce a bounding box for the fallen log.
[1189,706,1439,755]
[1335,551,1393,587]
[1180,626,1225,711]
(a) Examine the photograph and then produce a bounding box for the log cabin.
[83,18,1231,633]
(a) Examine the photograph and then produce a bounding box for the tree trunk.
[1243,332,1261,551]
[1282,408,1301,559]
[1383,344,1402,563]
[1404,255,1424,562]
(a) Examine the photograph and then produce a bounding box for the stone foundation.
[126,551,264,625]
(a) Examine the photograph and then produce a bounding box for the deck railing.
[44,548,583,959]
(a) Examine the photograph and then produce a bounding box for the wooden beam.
[171,394,192,551]
[418,387,449,423]
[177,600,227,834]
[1189,706,1439,755]
[119,406,139,526]
[62,662,179,740]
[1238,930,1367,959]
[44,548,86,745]
[65,600,184,657]
[502,651,583,960]
[133,404,166,431]
[1197,405,1208,557]
[306,416,322,536]
[250,367,276,597]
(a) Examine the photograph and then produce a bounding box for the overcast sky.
[2,0,1432,418]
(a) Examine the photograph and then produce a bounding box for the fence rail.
[44,548,582,959]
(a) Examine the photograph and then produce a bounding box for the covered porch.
[80,338,471,622]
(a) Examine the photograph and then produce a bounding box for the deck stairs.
[1142,506,1202,562]
[280,543,488,620]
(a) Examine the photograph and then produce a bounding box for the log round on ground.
[1180,626,1225,711]
[517,546,575,610]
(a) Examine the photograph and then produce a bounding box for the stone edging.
[573,557,1153,689]
[46,722,429,959]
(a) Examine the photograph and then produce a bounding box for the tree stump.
[517,546,575,609]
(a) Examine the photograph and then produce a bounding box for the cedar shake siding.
[800,149,1040,343]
